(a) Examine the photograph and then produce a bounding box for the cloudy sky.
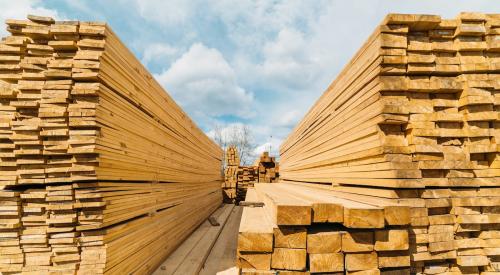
[2,0,499,158]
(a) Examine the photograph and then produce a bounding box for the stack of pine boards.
[223,146,264,203]
[256,152,279,183]
[226,145,241,167]
[279,12,500,274]
[237,183,412,274]
[236,166,257,201]
[223,145,240,201]
[0,15,222,274]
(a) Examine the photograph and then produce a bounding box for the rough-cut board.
[237,189,274,253]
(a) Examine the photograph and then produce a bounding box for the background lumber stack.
[255,152,279,183]
[226,145,240,167]
[279,12,500,274]
[223,145,240,201]
[0,15,222,274]
[236,166,257,202]
[222,145,258,202]
[237,183,411,274]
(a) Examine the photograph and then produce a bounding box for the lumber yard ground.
[153,205,243,275]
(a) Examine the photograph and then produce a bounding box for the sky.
[1,0,500,159]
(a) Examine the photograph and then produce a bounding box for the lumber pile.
[223,145,241,201]
[237,183,411,274]
[256,152,279,183]
[226,145,240,166]
[280,12,499,188]
[223,165,257,203]
[279,12,500,274]
[223,165,238,201]
[225,165,258,203]
[0,15,222,274]
[223,146,261,202]
[236,166,257,201]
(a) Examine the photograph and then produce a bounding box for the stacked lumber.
[236,166,257,201]
[224,165,257,203]
[237,183,411,274]
[407,187,500,274]
[223,146,240,201]
[0,190,22,273]
[256,152,279,183]
[223,165,238,201]
[0,15,222,274]
[280,12,499,188]
[279,12,500,274]
[226,145,240,166]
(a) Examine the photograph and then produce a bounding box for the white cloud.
[206,122,246,142]
[207,1,331,93]
[155,43,254,119]
[205,122,282,163]
[0,0,59,37]
[275,109,302,128]
[141,43,179,66]
[257,28,319,91]
[134,0,195,26]
[209,0,326,49]
[253,137,282,160]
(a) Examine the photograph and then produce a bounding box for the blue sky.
[2,0,500,158]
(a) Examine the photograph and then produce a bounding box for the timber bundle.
[223,145,258,202]
[0,15,222,274]
[240,13,500,274]
[222,145,256,203]
[256,152,279,183]
[236,166,257,201]
[223,145,240,201]
[238,183,411,274]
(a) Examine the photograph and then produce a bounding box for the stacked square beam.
[256,152,279,183]
[236,166,257,201]
[279,13,500,274]
[223,146,264,202]
[223,145,240,201]
[0,15,222,274]
[238,184,411,274]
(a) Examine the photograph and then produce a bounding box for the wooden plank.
[238,189,274,252]
[309,252,344,273]
[168,204,234,275]
[254,184,312,226]
[270,248,307,271]
[152,204,233,275]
